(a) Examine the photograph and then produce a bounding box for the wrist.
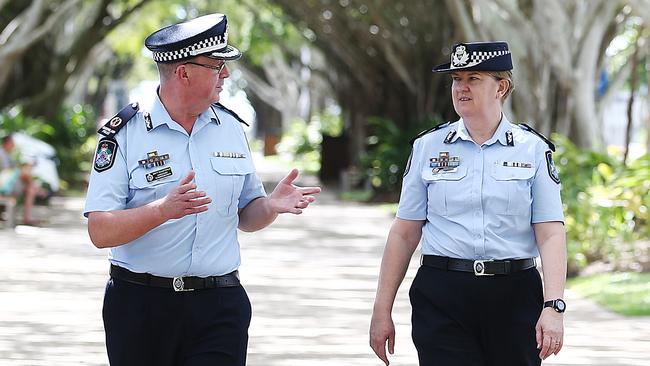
[543,298,566,313]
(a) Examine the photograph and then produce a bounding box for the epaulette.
[214,103,249,127]
[518,123,555,152]
[410,121,451,145]
[98,102,140,138]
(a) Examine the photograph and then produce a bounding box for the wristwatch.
[543,299,566,313]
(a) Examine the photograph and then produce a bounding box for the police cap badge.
[145,13,241,63]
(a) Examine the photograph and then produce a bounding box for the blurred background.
[0,0,649,365]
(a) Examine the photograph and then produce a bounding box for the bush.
[276,112,343,174]
[555,135,650,274]
[361,116,444,196]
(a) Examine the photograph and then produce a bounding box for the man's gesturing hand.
[268,169,321,214]
[157,171,211,220]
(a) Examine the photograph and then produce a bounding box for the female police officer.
[369,41,567,366]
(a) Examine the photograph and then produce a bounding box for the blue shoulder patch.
[519,123,555,152]
[214,103,249,126]
[410,121,451,145]
[98,102,140,139]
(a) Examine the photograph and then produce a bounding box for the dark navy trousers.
[409,265,543,366]
[103,278,251,366]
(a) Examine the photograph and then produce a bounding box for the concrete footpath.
[0,172,649,365]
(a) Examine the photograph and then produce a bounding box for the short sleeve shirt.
[84,95,266,277]
[397,115,564,260]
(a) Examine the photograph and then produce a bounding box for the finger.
[185,191,208,200]
[371,339,389,366]
[279,168,299,185]
[540,337,552,360]
[552,337,563,355]
[302,196,317,203]
[179,171,195,186]
[186,197,212,208]
[297,186,321,195]
[184,205,209,215]
[178,182,198,194]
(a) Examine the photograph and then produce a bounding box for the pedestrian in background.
[84,13,320,366]
[370,41,567,366]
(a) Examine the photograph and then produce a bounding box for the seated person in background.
[0,134,38,225]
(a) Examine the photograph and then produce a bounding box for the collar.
[450,114,514,146]
[148,90,218,134]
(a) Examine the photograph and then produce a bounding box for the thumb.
[535,323,542,349]
[280,168,299,185]
[388,334,395,355]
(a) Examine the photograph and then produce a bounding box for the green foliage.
[555,135,650,274]
[568,272,650,316]
[361,116,443,194]
[276,112,343,174]
[0,105,96,190]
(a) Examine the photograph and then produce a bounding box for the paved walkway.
[0,171,649,365]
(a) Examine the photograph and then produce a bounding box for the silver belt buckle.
[173,277,193,292]
[473,260,494,276]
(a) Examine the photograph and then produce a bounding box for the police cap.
[433,41,512,73]
[145,13,241,63]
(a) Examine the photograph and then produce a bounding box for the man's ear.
[176,64,190,82]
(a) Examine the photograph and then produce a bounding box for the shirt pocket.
[421,166,468,216]
[210,157,255,216]
[128,165,181,206]
[489,163,534,215]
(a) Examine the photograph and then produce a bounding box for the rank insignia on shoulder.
[505,130,514,146]
[430,151,460,173]
[94,138,117,173]
[98,102,140,138]
[545,151,560,184]
[146,167,173,183]
[144,112,153,132]
[138,151,170,168]
[443,130,457,144]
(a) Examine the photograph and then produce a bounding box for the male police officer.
[84,13,320,366]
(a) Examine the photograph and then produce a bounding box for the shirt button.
[475,211,480,216]
[475,234,481,239]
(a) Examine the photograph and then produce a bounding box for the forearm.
[536,222,567,300]
[373,219,423,315]
[238,197,277,232]
[88,200,167,248]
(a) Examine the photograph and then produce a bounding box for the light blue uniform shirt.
[397,115,564,260]
[84,95,266,277]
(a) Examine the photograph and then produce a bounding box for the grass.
[567,272,650,316]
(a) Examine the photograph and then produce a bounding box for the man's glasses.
[183,61,226,74]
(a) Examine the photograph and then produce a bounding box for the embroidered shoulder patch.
[545,150,560,184]
[94,138,117,172]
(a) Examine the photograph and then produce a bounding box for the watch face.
[555,299,566,312]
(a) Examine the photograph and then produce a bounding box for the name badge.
[146,167,173,183]
[502,161,532,168]
[213,152,246,158]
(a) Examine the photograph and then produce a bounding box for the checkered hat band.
[152,34,228,62]
[470,50,510,63]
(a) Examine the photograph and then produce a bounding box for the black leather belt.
[110,264,240,292]
[422,255,536,276]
